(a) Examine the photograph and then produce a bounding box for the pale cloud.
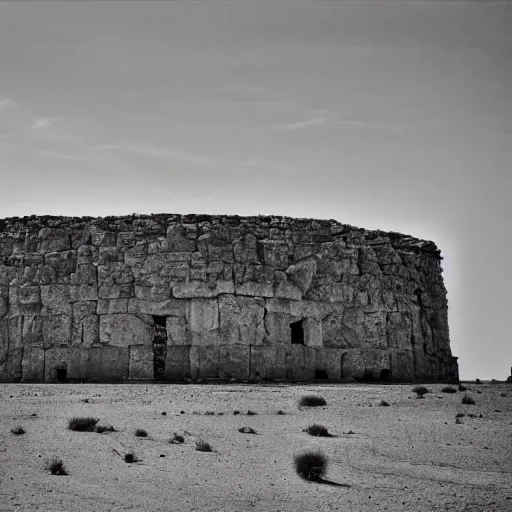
[93,141,213,165]
[272,114,405,132]
[272,116,329,131]
[0,99,17,112]
[29,117,63,131]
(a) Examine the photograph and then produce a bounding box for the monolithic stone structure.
[0,214,458,383]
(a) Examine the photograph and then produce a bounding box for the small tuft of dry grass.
[246,410,257,416]
[94,425,116,434]
[238,427,257,434]
[46,458,68,475]
[11,426,25,435]
[412,386,430,398]
[442,386,457,394]
[303,424,331,437]
[461,394,475,405]
[135,428,148,437]
[298,395,327,407]
[124,452,137,463]
[68,417,99,432]
[379,400,390,407]
[170,433,184,444]
[195,439,213,452]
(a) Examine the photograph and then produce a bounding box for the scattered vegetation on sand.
[476,378,482,385]
[500,393,507,397]
[195,439,213,452]
[303,424,331,437]
[170,433,185,444]
[11,426,25,435]
[277,410,286,415]
[458,384,468,392]
[233,410,240,415]
[246,410,257,416]
[294,450,328,481]
[135,428,148,437]
[94,425,116,434]
[46,458,68,475]
[456,412,465,418]
[298,395,327,407]
[379,400,390,407]
[68,417,99,432]
[442,386,457,394]
[238,427,257,434]
[455,417,463,424]
[204,411,216,415]
[412,386,430,398]
[124,452,137,463]
[462,394,476,405]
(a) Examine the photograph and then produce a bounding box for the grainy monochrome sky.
[0,1,511,379]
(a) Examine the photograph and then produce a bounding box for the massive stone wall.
[0,214,458,383]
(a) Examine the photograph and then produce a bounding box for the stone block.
[128,297,186,317]
[197,345,219,378]
[87,346,129,381]
[128,345,154,380]
[322,314,360,349]
[218,344,250,380]
[286,258,316,294]
[134,285,170,302]
[38,228,70,252]
[67,347,90,380]
[0,348,23,382]
[250,345,277,380]
[167,317,190,345]
[19,286,41,305]
[70,284,98,302]
[185,299,220,345]
[235,281,273,298]
[71,264,97,285]
[304,317,322,347]
[189,345,200,379]
[386,312,412,349]
[43,314,72,348]
[164,345,190,380]
[22,315,43,345]
[218,295,266,345]
[8,316,23,349]
[97,299,128,315]
[99,313,153,347]
[40,285,71,315]
[21,346,45,381]
[98,283,133,299]
[325,348,343,380]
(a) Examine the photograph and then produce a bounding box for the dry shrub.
[294,451,328,481]
[68,417,99,432]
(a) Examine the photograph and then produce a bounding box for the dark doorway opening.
[380,369,391,382]
[153,315,167,327]
[152,316,168,380]
[56,368,67,382]
[362,369,374,382]
[315,369,329,380]
[290,320,304,344]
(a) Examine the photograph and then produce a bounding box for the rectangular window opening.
[290,320,304,345]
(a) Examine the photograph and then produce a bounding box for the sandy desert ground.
[1,381,511,512]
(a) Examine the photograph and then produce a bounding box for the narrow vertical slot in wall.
[152,316,167,380]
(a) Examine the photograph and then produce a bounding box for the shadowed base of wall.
[0,345,458,383]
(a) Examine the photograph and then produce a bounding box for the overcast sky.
[1,1,511,380]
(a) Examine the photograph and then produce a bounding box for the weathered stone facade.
[0,214,458,383]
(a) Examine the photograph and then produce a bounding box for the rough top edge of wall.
[0,213,441,256]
